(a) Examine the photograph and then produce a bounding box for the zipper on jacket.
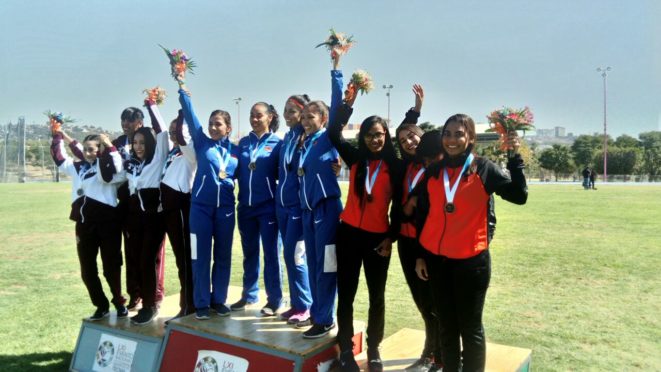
[316,173,328,198]
[279,169,287,206]
[266,177,274,199]
[80,196,87,223]
[248,169,253,206]
[302,177,311,210]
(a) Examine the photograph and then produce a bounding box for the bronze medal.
[367,194,373,202]
[219,170,227,180]
[297,168,305,177]
[249,162,257,171]
[77,189,84,196]
[445,202,455,213]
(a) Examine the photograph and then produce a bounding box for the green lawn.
[0,183,659,370]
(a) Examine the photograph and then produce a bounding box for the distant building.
[554,126,565,137]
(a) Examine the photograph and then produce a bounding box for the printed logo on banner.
[194,350,249,372]
[93,334,137,372]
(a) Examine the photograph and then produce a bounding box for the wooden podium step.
[355,328,531,372]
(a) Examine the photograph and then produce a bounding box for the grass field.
[0,182,660,371]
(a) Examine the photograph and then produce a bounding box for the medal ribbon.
[298,128,325,173]
[442,153,474,207]
[364,159,383,196]
[407,164,425,193]
[283,129,300,168]
[250,132,272,165]
[216,140,232,176]
[162,146,182,177]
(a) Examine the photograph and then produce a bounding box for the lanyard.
[364,159,383,196]
[250,132,271,164]
[443,153,474,206]
[216,141,232,173]
[407,164,425,193]
[162,146,182,176]
[298,128,325,171]
[283,129,300,168]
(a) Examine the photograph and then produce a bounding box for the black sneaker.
[367,348,384,372]
[130,307,157,326]
[230,298,256,311]
[405,356,433,371]
[195,308,211,320]
[213,303,231,317]
[116,305,129,318]
[302,323,335,339]
[338,350,360,372]
[260,302,280,317]
[89,308,109,321]
[126,297,141,311]
[295,318,312,327]
[428,363,443,372]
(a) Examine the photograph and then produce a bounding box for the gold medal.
[219,170,227,180]
[297,168,305,177]
[249,162,257,171]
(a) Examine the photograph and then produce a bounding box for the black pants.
[126,198,166,308]
[398,236,442,359]
[427,250,491,372]
[76,219,124,310]
[162,199,194,315]
[336,222,391,352]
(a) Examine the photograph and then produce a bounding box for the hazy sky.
[2,0,659,139]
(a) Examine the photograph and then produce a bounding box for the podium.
[158,306,364,372]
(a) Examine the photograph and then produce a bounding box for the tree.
[641,147,661,181]
[592,147,642,176]
[570,134,602,167]
[639,131,661,150]
[538,144,574,181]
[418,122,437,132]
[614,134,640,148]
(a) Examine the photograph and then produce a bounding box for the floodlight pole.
[383,84,393,127]
[597,66,611,182]
[234,97,242,140]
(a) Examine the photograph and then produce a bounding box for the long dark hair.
[132,127,157,164]
[353,115,398,199]
[439,113,477,172]
[395,123,425,161]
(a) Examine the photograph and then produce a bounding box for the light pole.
[382,84,393,127]
[233,97,242,140]
[596,66,611,182]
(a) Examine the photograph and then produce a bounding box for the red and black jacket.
[413,153,527,259]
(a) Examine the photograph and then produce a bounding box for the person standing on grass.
[581,166,591,190]
[176,79,239,320]
[405,114,528,372]
[328,53,404,372]
[276,94,314,326]
[230,102,284,317]
[50,124,128,322]
[394,86,444,372]
[589,169,597,190]
[112,107,166,312]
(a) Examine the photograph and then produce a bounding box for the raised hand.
[331,50,341,70]
[412,84,424,113]
[344,82,357,107]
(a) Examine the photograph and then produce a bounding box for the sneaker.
[367,348,384,372]
[302,323,335,339]
[288,309,310,325]
[116,305,129,318]
[260,302,280,317]
[338,350,360,372]
[126,297,141,311]
[279,308,296,321]
[195,308,211,320]
[230,298,256,311]
[130,307,157,326]
[213,303,231,317]
[405,356,433,371]
[89,308,109,321]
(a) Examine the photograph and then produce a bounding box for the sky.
[1,0,659,140]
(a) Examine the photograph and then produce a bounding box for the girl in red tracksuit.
[407,114,527,372]
[328,55,403,372]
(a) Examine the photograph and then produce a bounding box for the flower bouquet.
[44,110,75,134]
[316,28,355,59]
[143,86,167,106]
[159,44,196,82]
[486,106,534,157]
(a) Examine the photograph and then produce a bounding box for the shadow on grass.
[0,351,72,371]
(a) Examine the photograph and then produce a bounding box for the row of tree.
[536,132,661,181]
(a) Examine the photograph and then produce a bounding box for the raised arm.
[178,84,206,146]
[400,84,424,126]
[50,130,76,177]
[145,102,165,134]
[175,110,197,166]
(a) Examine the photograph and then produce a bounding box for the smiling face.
[121,118,143,137]
[132,133,146,160]
[168,120,179,146]
[301,105,327,135]
[82,140,100,164]
[442,121,474,157]
[250,104,271,136]
[364,124,387,153]
[208,113,230,141]
[398,128,421,156]
[283,100,304,128]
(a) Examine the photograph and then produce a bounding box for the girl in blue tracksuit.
[276,95,313,325]
[296,60,344,339]
[231,102,283,316]
[178,83,239,319]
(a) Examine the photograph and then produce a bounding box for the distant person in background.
[582,166,591,190]
[589,169,597,190]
